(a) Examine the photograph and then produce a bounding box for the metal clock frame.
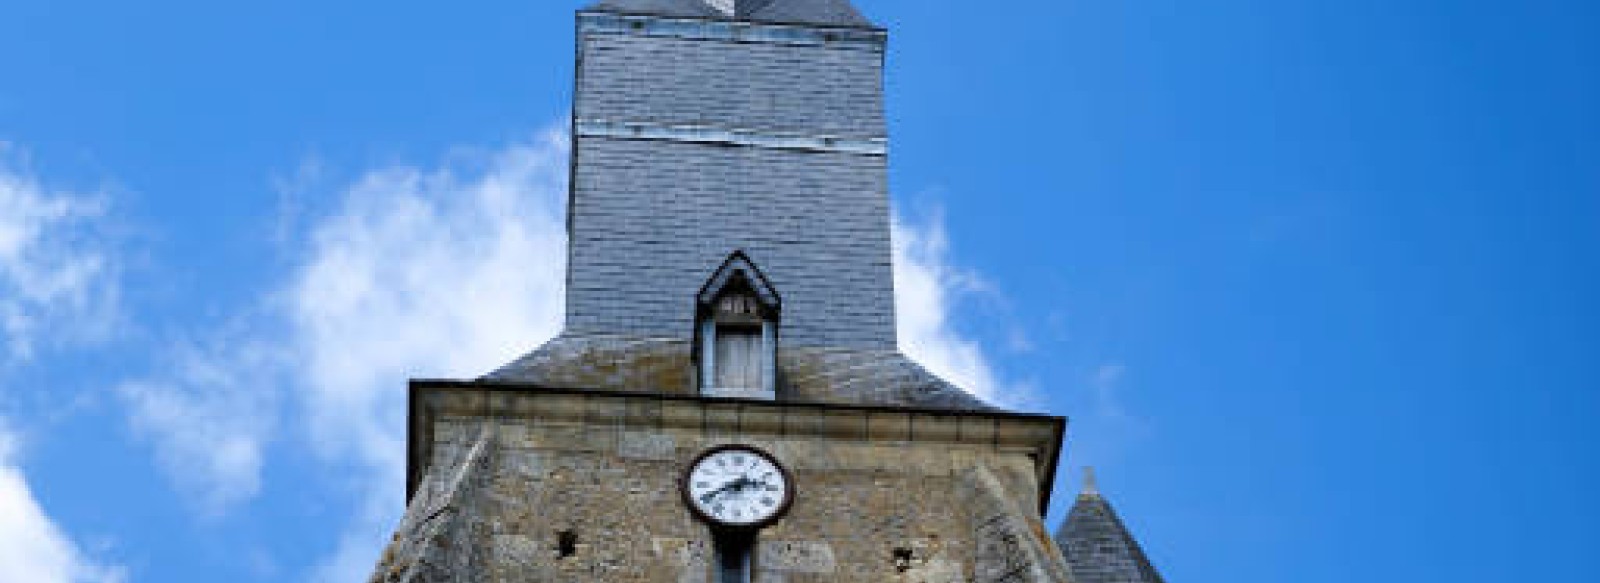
[680,443,796,530]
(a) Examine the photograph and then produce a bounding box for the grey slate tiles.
[589,0,875,27]
[486,0,990,411]
[1054,479,1168,583]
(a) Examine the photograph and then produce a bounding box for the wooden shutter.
[714,326,762,390]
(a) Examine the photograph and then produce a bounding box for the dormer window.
[697,252,780,400]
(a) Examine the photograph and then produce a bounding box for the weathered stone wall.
[384,388,1070,582]
[372,426,494,583]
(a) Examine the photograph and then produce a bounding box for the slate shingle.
[1055,475,1168,583]
[588,0,875,27]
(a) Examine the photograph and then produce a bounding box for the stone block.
[620,431,677,461]
[821,411,866,440]
[741,406,784,435]
[661,399,704,435]
[759,540,837,573]
[959,417,996,445]
[542,395,587,424]
[995,418,1055,449]
[625,398,664,427]
[912,414,962,443]
[867,411,910,442]
[703,402,743,437]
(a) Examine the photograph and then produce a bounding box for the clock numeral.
[761,497,774,506]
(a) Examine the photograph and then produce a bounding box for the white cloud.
[892,208,1014,405]
[116,128,569,549]
[0,419,126,583]
[288,130,568,468]
[117,337,281,517]
[1087,361,1149,437]
[0,147,119,362]
[1091,363,1129,420]
[287,129,568,582]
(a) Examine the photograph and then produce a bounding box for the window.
[697,252,780,400]
[713,292,764,390]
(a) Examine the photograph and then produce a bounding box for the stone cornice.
[406,379,1067,513]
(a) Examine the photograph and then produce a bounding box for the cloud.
[117,336,282,517]
[286,129,568,582]
[892,208,1015,405]
[116,128,569,547]
[1066,362,1152,473]
[1091,363,1130,420]
[0,147,119,363]
[0,419,127,583]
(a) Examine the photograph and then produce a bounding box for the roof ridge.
[587,0,875,27]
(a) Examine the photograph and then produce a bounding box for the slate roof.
[587,0,876,28]
[486,334,995,410]
[1054,471,1167,583]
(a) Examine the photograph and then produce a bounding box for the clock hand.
[700,477,744,504]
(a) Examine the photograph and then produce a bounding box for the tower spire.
[1055,468,1167,583]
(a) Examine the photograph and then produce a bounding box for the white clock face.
[684,446,792,527]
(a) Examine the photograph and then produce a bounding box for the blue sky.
[1,0,1596,581]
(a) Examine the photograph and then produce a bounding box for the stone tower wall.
[386,387,1068,582]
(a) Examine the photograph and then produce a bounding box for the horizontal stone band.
[578,11,886,51]
[576,118,888,155]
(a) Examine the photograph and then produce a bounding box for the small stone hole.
[892,547,914,572]
[557,530,578,559]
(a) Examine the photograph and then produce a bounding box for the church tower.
[369,1,1162,581]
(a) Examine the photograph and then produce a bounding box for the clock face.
[682,445,793,528]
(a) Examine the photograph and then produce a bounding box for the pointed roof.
[587,0,875,28]
[1055,469,1167,583]
[697,251,781,313]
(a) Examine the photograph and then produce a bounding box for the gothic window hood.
[696,252,781,400]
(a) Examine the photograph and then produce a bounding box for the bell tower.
[368,2,1161,582]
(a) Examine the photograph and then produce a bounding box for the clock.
[682,444,794,528]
